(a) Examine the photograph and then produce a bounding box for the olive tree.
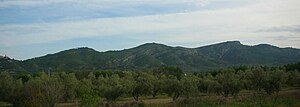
[216,70,242,97]
[23,73,64,107]
[286,70,300,87]
[151,74,162,98]
[197,74,222,95]
[77,78,100,107]
[180,75,198,99]
[245,67,287,107]
[263,69,286,95]
[161,75,182,101]
[0,72,24,106]
[59,72,79,102]
[95,75,129,102]
[0,72,15,103]
[131,72,154,101]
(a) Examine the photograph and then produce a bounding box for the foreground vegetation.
[0,62,300,107]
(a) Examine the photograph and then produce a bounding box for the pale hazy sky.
[0,0,300,60]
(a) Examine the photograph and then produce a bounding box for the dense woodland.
[0,62,300,107]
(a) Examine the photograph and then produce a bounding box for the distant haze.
[0,0,300,60]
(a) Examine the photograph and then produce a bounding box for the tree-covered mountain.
[1,41,300,72]
[197,41,300,65]
[0,56,25,72]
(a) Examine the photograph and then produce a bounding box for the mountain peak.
[222,41,242,45]
[73,47,95,50]
[216,41,243,47]
[142,42,167,46]
[199,41,242,49]
[136,42,170,49]
[254,44,278,48]
[66,47,96,52]
[40,47,98,58]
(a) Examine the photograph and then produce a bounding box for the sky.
[0,0,300,60]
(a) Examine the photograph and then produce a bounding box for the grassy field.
[55,87,300,107]
[2,88,299,107]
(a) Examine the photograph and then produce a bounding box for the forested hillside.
[1,41,300,72]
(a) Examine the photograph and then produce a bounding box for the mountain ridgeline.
[1,41,300,72]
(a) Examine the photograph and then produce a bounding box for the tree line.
[0,63,300,107]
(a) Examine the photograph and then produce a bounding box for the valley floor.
[55,87,300,107]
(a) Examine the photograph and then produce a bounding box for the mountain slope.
[0,56,26,72]
[197,41,300,65]
[2,41,300,72]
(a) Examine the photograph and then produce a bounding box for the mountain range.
[1,41,300,72]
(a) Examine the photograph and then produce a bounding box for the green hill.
[197,41,300,65]
[0,56,26,72]
[1,41,300,72]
